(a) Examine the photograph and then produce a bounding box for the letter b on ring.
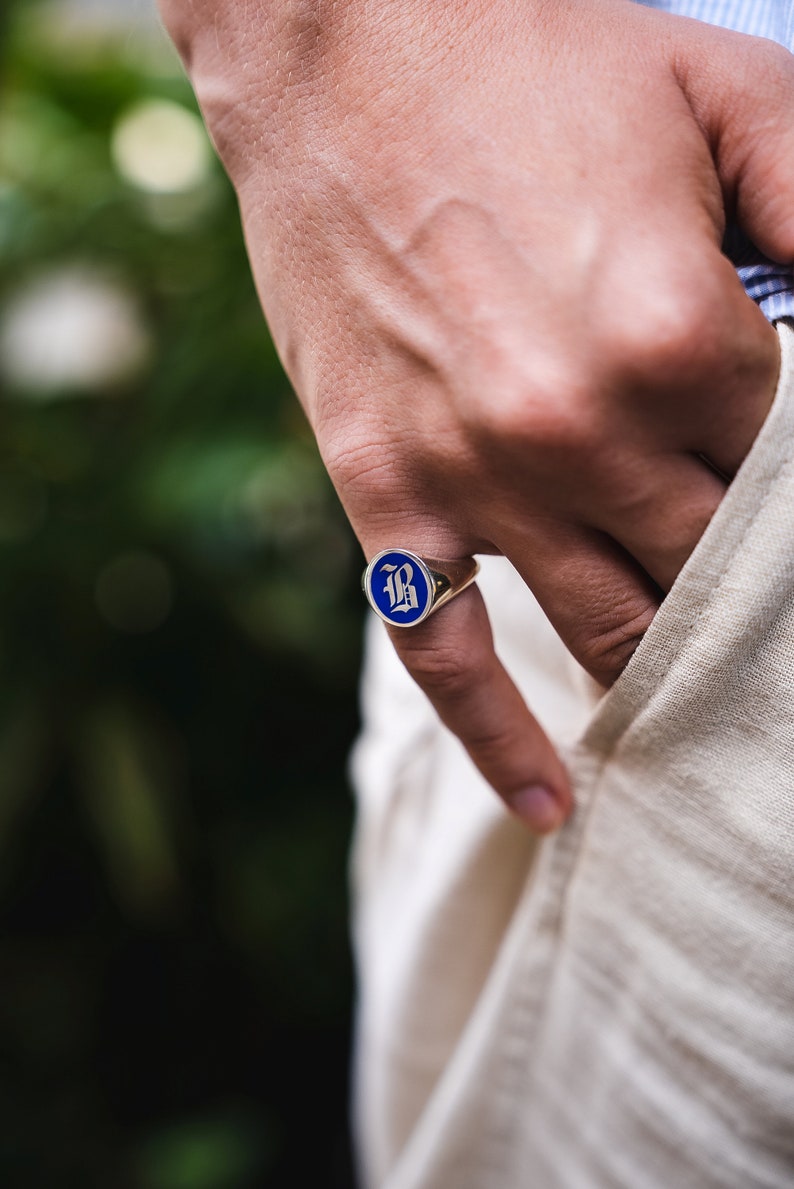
[363,549,434,626]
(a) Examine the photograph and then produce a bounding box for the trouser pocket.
[529,318,794,1187]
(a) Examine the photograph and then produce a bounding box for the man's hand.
[160,0,794,830]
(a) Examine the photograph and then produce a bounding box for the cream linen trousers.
[351,320,794,1189]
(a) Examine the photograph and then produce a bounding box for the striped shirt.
[639,0,794,321]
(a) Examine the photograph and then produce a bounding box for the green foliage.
[137,1115,269,1189]
[0,3,361,1184]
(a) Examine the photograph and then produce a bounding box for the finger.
[609,253,779,480]
[679,28,794,262]
[387,583,573,832]
[693,285,780,478]
[503,521,661,688]
[590,451,726,592]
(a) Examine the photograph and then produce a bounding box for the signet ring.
[362,548,480,628]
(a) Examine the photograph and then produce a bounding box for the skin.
[159,0,794,831]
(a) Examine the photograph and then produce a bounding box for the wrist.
[158,0,589,171]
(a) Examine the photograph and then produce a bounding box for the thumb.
[677,24,794,263]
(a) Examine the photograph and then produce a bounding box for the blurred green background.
[0,1,363,1184]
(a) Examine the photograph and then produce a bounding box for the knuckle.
[322,428,400,501]
[320,428,420,539]
[464,359,594,458]
[605,285,716,386]
[573,602,656,685]
[398,637,481,700]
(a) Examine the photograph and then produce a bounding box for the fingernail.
[511,785,564,833]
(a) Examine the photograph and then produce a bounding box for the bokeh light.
[112,99,214,194]
[0,267,151,396]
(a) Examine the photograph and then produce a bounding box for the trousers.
[351,321,794,1189]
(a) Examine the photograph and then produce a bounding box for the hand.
[161,0,794,830]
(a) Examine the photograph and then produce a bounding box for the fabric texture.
[351,321,794,1189]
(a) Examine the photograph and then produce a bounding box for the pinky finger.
[388,583,573,833]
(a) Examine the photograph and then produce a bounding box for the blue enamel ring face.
[363,549,435,627]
